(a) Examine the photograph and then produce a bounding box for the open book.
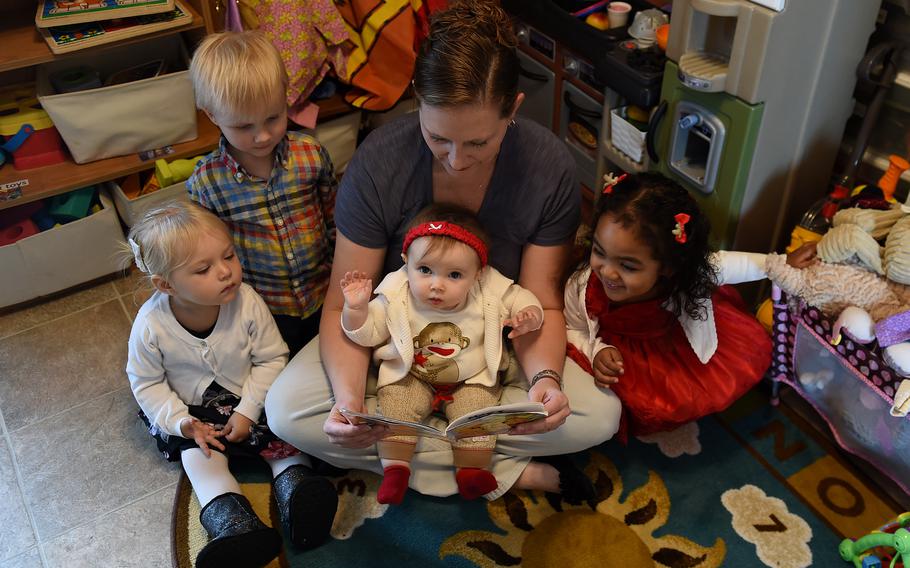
[340,401,547,442]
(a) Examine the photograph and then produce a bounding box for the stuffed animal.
[768,207,910,377]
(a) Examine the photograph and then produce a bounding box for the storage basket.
[610,106,648,163]
[0,188,126,308]
[770,288,910,495]
[35,35,197,164]
[109,178,188,227]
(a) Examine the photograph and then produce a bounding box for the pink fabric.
[287,100,320,129]
[246,0,352,107]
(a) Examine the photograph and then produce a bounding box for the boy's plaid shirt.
[187,132,336,318]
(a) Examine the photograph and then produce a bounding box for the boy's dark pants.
[273,308,322,358]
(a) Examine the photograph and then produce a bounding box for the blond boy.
[187,31,336,356]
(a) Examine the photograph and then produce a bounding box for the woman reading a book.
[340,204,545,504]
[266,0,621,505]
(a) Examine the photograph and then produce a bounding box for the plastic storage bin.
[610,106,648,163]
[771,289,910,495]
[35,35,197,164]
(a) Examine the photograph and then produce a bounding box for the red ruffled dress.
[568,271,771,441]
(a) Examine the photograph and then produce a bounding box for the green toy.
[154,155,205,188]
[840,512,910,568]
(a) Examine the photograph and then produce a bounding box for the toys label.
[139,145,175,162]
[0,179,28,202]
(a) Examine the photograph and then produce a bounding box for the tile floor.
[0,270,180,568]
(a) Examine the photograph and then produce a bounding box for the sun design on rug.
[440,452,725,567]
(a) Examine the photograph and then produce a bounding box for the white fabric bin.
[0,189,127,308]
[36,35,197,164]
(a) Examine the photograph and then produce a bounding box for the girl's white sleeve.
[711,251,769,285]
[126,320,191,438]
[341,297,392,347]
[563,271,610,363]
[502,284,544,331]
[236,291,290,423]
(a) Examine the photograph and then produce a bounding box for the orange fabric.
[335,0,446,110]
[335,0,417,110]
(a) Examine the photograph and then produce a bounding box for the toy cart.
[769,284,910,496]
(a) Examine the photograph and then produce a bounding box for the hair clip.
[602,172,628,194]
[672,213,690,244]
[128,238,149,273]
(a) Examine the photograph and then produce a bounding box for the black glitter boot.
[272,465,339,550]
[196,492,282,568]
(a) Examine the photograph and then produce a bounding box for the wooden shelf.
[0,2,206,74]
[0,109,219,211]
[0,93,358,211]
[315,93,355,122]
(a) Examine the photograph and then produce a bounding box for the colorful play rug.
[171,390,903,567]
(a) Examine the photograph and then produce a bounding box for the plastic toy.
[154,155,205,188]
[49,66,102,94]
[48,186,96,222]
[840,512,910,568]
[882,155,910,204]
[31,206,55,231]
[0,218,39,246]
[0,85,67,170]
[585,11,610,30]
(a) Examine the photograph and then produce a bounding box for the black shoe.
[537,454,597,510]
[196,492,282,568]
[273,465,339,550]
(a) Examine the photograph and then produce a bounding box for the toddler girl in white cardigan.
[125,201,337,568]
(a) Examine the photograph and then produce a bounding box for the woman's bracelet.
[529,369,563,390]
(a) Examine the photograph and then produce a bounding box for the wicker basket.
[610,106,647,163]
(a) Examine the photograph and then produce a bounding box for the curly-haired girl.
[565,173,814,439]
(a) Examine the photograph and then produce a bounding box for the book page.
[446,401,547,439]
[338,408,450,441]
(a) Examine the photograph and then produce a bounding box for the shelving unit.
[0,1,212,74]
[0,94,354,211]
[0,0,219,212]
[0,110,219,209]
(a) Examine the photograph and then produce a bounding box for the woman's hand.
[340,271,373,311]
[786,241,818,268]
[324,400,389,448]
[180,419,225,458]
[505,306,544,339]
[593,346,623,387]
[222,412,254,443]
[509,377,570,435]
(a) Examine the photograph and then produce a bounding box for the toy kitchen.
[504,0,882,252]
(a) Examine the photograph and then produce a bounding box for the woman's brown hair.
[413,0,520,118]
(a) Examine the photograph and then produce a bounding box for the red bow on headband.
[672,213,690,244]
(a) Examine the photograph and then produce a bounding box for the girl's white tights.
[266,454,310,477]
[181,449,241,508]
[181,449,311,508]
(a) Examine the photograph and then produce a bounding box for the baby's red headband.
[402,221,488,266]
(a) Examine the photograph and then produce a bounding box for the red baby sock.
[456,468,498,500]
[377,465,411,505]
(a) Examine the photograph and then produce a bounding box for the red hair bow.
[602,172,628,194]
[672,213,690,244]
